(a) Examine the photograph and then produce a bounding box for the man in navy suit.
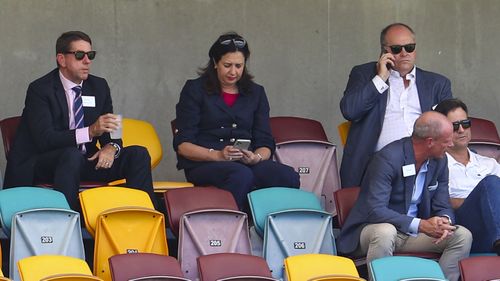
[4,31,155,209]
[337,111,472,281]
[339,23,453,188]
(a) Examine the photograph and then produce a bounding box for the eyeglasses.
[219,38,246,48]
[385,43,416,54]
[452,119,471,131]
[64,50,97,60]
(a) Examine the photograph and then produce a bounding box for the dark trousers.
[33,145,155,210]
[185,159,300,209]
[455,175,500,253]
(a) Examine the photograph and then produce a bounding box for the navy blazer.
[173,77,275,170]
[4,68,120,187]
[337,137,454,254]
[339,62,452,187]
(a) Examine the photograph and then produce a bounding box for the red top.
[221,92,239,107]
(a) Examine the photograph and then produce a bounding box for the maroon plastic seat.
[109,253,185,281]
[197,253,273,281]
[469,117,500,162]
[459,255,500,281]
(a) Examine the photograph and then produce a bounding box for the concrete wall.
[1,0,499,183]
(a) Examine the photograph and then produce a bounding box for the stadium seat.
[469,116,500,162]
[337,121,351,147]
[270,116,341,214]
[17,255,97,281]
[79,187,168,281]
[368,256,446,281]
[0,116,106,190]
[459,255,500,281]
[197,253,275,281]
[107,118,194,192]
[284,254,364,281]
[109,253,186,281]
[248,188,336,279]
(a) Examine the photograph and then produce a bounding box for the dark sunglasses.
[452,119,471,131]
[386,43,416,54]
[219,38,246,48]
[64,50,97,60]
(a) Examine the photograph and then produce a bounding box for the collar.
[59,70,83,93]
[390,65,416,81]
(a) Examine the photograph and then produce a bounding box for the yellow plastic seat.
[17,255,96,281]
[337,121,351,147]
[107,118,193,192]
[284,254,365,281]
[93,207,168,281]
[79,186,154,237]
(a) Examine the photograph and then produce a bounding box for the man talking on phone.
[339,23,453,188]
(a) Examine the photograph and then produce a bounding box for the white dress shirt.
[447,149,500,198]
[373,67,421,151]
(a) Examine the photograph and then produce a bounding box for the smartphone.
[383,50,392,69]
[233,139,251,150]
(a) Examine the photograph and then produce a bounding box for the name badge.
[402,164,416,177]
[82,96,96,107]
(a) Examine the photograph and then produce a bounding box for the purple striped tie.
[73,86,84,129]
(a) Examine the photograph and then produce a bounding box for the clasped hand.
[419,216,456,244]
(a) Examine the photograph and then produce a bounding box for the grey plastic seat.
[263,209,336,279]
[178,209,251,281]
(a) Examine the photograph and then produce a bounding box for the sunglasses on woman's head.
[452,119,471,131]
[385,43,416,54]
[219,38,246,48]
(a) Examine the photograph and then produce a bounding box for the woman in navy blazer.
[173,32,300,208]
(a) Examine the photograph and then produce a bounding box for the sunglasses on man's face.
[64,50,97,60]
[452,119,472,131]
[219,38,246,48]
[385,43,416,54]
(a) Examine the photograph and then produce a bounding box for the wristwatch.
[108,142,121,159]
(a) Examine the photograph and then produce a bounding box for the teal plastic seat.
[0,187,70,234]
[369,256,446,281]
[247,187,323,237]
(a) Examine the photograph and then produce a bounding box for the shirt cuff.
[408,217,421,235]
[76,127,91,144]
[372,75,389,93]
[442,215,453,225]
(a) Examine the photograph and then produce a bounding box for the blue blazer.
[339,62,452,187]
[337,137,454,254]
[173,77,275,170]
[4,68,119,187]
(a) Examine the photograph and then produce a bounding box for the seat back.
[309,276,365,281]
[270,116,340,214]
[469,117,500,162]
[264,210,336,279]
[369,256,446,281]
[10,208,85,281]
[178,209,251,280]
[333,187,360,228]
[284,254,361,281]
[79,186,154,237]
[129,277,190,281]
[197,253,273,281]
[121,118,163,169]
[109,253,184,281]
[164,187,238,237]
[0,116,21,159]
[17,255,93,281]
[0,187,70,234]
[337,121,351,147]
[248,187,323,237]
[459,256,500,281]
[93,207,168,281]
[41,274,103,281]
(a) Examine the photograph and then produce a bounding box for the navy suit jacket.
[339,62,452,187]
[4,68,120,187]
[337,137,454,254]
[173,76,275,170]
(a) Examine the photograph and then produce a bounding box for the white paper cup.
[110,114,122,139]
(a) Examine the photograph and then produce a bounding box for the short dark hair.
[56,31,92,54]
[380,23,415,53]
[198,31,254,94]
[434,98,469,116]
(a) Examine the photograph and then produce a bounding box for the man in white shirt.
[435,98,500,254]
